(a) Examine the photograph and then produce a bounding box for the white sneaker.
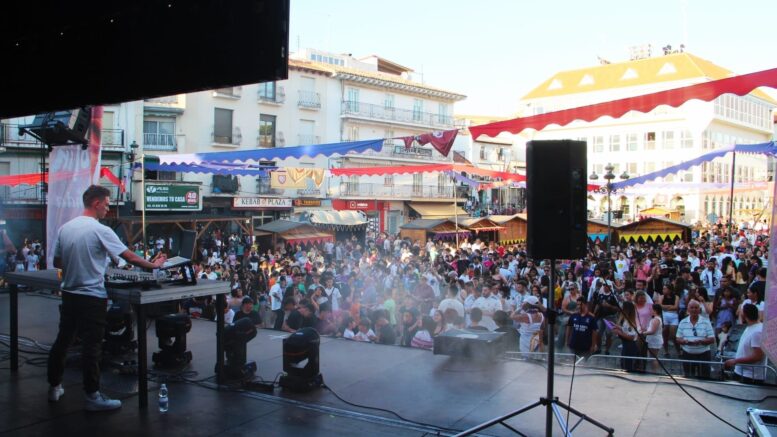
[48,385,65,402]
[85,391,122,411]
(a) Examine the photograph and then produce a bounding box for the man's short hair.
[470,307,483,323]
[742,303,759,322]
[83,185,111,208]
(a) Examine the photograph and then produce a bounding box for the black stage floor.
[2,291,776,436]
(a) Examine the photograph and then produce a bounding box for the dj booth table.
[3,269,229,408]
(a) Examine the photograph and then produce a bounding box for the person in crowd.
[410,316,435,350]
[644,304,664,372]
[494,310,519,352]
[592,282,619,355]
[725,303,766,384]
[737,282,765,323]
[354,318,376,342]
[467,307,489,331]
[676,300,716,379]
[270,275,287,330]
[566,298,598,358]
[234,296,262,326]
[513,296,544,355]
[612,301,640,372]
[658,284,680,356]
[712,286,738,335]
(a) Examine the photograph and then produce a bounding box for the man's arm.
[120,249,166,270]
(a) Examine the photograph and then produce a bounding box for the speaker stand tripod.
[453,258,614,437]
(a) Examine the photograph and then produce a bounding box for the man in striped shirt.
[676,300,715,379]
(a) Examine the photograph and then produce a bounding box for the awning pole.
[728,151,736,245]
[452,173,459,248]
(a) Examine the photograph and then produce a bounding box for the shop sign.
[293,199,322,207]
[233,197,292,209]
[144,184,201,211]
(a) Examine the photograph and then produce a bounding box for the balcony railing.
[101,129,124,149]
[341,101,454,128]
[145,95,179,105]
[298,134,320,145]
[298,90,321,109]
[392,145,432,158]
[213,87,242,98]
[258,86,285,104]
[334,182,462,199]
[211,127,242,146]
[143,133,177,151]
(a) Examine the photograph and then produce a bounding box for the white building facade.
[515,52,775,224]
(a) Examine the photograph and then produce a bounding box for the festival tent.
[586,219,622,244]
[254,220,334,247]
[489,214,527,244]
[399,219,470,242]
[408,202,468,219]
[616,217,691,243]
[638,207,682,221]
[458,217,505,242]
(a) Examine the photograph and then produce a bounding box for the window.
[438,103,450,124]
[680,130,693,148]
[384,94,394,110]
[298,119,315,145]
[413,99,423,122]
[259,114,276,147]
[412,173,423,195]
[626,133,638,151]
[348,125,359,141]
[214,108,233,144]
[592,136,604,153]
[258,82,276,101]
[683,171,693,182]
[479,146,486,160]
[384,175,394,187]
[143,119,176,149]
[609,134,621,152]
[662,161,674,182]
[383,129,394,147]
[644,132,656,150]
[644,162,655,174]
[627,162,638,175]
[347,88,360,112]
[661,131,675,149]
[144,169,178,181]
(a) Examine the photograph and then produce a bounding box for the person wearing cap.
[512,295,544,355]
[234,296,262,326]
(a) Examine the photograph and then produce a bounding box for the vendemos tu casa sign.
[144,184,201,211]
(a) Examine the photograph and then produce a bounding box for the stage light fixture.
[152,313,193,369]
[279,327,323,392]
[221,317,258,380]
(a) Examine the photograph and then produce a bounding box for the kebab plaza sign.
[143,183,202,211]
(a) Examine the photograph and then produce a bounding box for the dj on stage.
[47,185,167,411]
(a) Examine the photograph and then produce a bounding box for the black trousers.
[680,350,712,379]
[47,292,108,394]
[273,309,285,330]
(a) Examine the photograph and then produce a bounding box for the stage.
[2,291,776,436]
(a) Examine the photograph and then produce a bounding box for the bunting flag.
[0,173,47,187]
[400,129,459,157]
[587,233,608,242]
[469,67,777,139]
[270,170,307,189]
[99,168,124,193]
[619,232,681,242]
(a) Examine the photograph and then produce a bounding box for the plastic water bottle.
[158,384,169,412]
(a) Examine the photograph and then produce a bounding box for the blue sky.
[290,0,777,116]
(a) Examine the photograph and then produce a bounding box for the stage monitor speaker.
[180,230,196,259]
[526,140,587,260]
[433,329,506,361]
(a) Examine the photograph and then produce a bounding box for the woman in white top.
[644,303,664,373]
[511,296,544,356]
[737,283,765,323]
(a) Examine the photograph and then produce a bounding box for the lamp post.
[589,163,629,259]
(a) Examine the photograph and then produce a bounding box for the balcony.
[258,86,285,104]
[298,134,320,145]
[392,145,432,158]
[101,129,124,150]
[0,184,46,204]
[144,95,186,113]
[333,182,463,200]
[211,127,242,147]
[298,90,321,109]
[0,123,43,149]
[143,133,177,151]
[213,87,242,99]
[341,101,454,128]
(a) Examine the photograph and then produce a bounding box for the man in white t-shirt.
[473,283,501,331]
[725,303,766,383]
[322,276,342,312]
[269,276,286,330]
[48,186,166,411]
[700,260,723,297]
[438,285,465,319]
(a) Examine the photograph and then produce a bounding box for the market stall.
[399,219,471,243]
[489,214,527,244]
[459,217,505,243]
[616,217,691,244]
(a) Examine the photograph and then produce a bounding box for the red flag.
[401,136,416,149]
[415,129,458,157]
[100,167,125,193]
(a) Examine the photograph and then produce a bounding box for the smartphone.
[604,319,616,330]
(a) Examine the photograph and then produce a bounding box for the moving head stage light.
[152,314,193,369]
[103,306,136,356]
[220,317,258,380]
[279,327,323,393]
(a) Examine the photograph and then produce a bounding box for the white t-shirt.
[438,298,465,318]
[735,323,765,380]
[269,283,284,311]
[473,295,501,331]
[323,286,342,311]
[53,216,128,299]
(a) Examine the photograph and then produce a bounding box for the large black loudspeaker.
[526,140,587,260]
[180,230,196,259]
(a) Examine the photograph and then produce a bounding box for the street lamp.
[589,163,629,259]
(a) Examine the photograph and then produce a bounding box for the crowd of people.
[152,220,771,384]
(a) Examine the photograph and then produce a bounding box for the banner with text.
[233,197,292,209]
[46,107,103,268]
[143,184,201,211]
